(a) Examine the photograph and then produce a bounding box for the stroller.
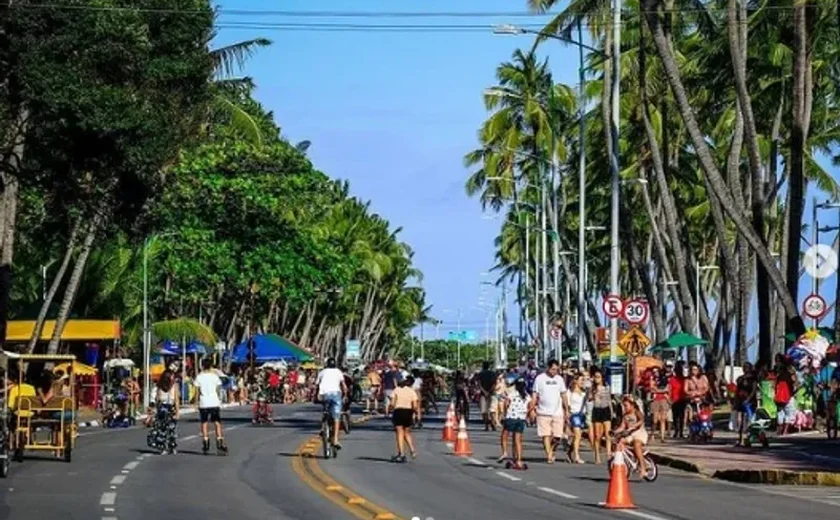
[743,407,771,448]
[252,396,273,425]
[103,392,135,428]
[688,402,714,442]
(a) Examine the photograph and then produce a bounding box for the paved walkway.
[650,431,840,484]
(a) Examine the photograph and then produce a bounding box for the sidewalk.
[650,432,840,486]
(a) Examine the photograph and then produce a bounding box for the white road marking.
[110,475,126,486]
[445,443,454,450]
[619,510,671,520]
[181,435,197,441]
[104,508,115,513]
[123,461,139,471]
[495,471,521,482]
[466,457,486,466]
[100,492,116,506]
[120,470,130,474]
[102,517,118,520]
[537,486,577,499]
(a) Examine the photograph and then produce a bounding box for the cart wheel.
[64,446,72,463]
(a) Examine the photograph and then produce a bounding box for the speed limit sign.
[622,299,649,325]
[603,294,624,319]
[803,293,827,319]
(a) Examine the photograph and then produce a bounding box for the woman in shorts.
[388,376,419,462]
[500,376,530,469]
[649,366,670,442]
[567,374,588,464]
[589,369,613,464]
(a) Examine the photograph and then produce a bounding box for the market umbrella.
[53,360,97,377]
[652,332,708,352]
[230,333,314,363]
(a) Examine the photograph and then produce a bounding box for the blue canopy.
[230,334,312,363]
[157,340,207,356]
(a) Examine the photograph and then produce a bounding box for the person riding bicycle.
[613,394,648,476]
[316,358,347,450]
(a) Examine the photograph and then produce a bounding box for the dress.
[147,387,178,453]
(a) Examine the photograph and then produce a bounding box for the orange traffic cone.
[603,451,636,509]
[441,402,456,442]
[453,417,472,456]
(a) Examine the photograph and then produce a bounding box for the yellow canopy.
[6,320,121,342]
[53,361,98,377]
[300,361,322,370]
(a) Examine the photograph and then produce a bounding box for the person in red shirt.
[668,361,687,438]
[268,369,281,403]
[286,369,298,404]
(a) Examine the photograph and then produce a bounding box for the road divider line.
[100,492,116,506]
[537,486,578,499]
[291,416,406,520]
[110,475,126,486]
[123,461,139,471]
[495,471,521,482]
[619,510,671,520]
[467,457,486,466]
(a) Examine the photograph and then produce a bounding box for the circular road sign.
[603,295,624,319]
[803,294,828,319]
[623,299,650,325]
[550,327,562,339]
[803,244,839,280]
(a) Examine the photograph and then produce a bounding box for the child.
[613,394,648,475]
[500,377,530,469]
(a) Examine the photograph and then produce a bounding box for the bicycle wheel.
[341,413,351,434]
[321,422,331,459]
[642,457,658,482]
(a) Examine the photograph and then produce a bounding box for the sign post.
[345,339,361,367]
[619,326,651,392]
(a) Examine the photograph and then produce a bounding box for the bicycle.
[609,434,658,482]
[321,403,338,459]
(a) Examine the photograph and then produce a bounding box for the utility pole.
[608,0,622,365]
[577,19,587,372]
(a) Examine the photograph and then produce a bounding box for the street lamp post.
[492,23,611,365]
[813,200,840,327]
[608,0,622,364]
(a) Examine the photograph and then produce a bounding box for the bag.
[775,380,791,405]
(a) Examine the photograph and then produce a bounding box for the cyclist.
[316,358,347,450]
[613,394,648,476]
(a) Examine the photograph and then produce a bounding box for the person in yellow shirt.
[7,368,36,452]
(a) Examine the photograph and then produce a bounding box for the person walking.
[194,359,227,455]
[148,369,179,455]
[669,361,687,438]
[566,373,587,464]
[589,369,613,464]
[499,376,530,469]
[649,366,670,443]
[388,375,419,462]
[528,359,569,464]
[477,361,498,431]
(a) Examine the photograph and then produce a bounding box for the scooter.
[688,402,714,443]
[743,407,771,448]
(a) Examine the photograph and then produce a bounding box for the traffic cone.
[441,402,456,442]
[603,452,636,509]
[453,417,472,456]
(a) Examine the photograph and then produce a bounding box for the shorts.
[199,407,221,424]
[777,400,798,425]
[392,408,414,428]
[384,389,394,405]
[592,406,612,423]
[480,394,499,414]
[321,392,342,421]
[503,418,526,433]
[570,412,587,430]
[368,385,380,398]
[651,399,670,417]
[536,414,565,438]
[627,429,648,445]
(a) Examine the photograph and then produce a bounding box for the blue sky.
[214,1,839,353]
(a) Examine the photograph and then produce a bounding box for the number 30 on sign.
[622,299,649,325]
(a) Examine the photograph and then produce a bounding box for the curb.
[78,402,241,429]
[649,452,840,486]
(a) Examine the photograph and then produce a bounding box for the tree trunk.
[27,219,82,353]
[642,0,803,335]
[47,215,101,354]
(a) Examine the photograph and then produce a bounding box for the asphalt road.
[0,404,837,520]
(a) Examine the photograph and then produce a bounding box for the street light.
[493,20,620,365]
[142,231,178,410]
[813,200,840,326]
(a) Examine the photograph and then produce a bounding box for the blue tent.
[157,340,207,356]
[230,334,312,363]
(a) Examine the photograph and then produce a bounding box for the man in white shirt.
[316,358,347,449]
[194,359,227,454]
[528,359,569,464]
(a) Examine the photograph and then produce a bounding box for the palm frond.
[211,38,272,79]
[215,94,263,145]
[152,318,217,346]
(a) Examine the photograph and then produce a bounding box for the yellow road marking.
[291,434,406,520]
